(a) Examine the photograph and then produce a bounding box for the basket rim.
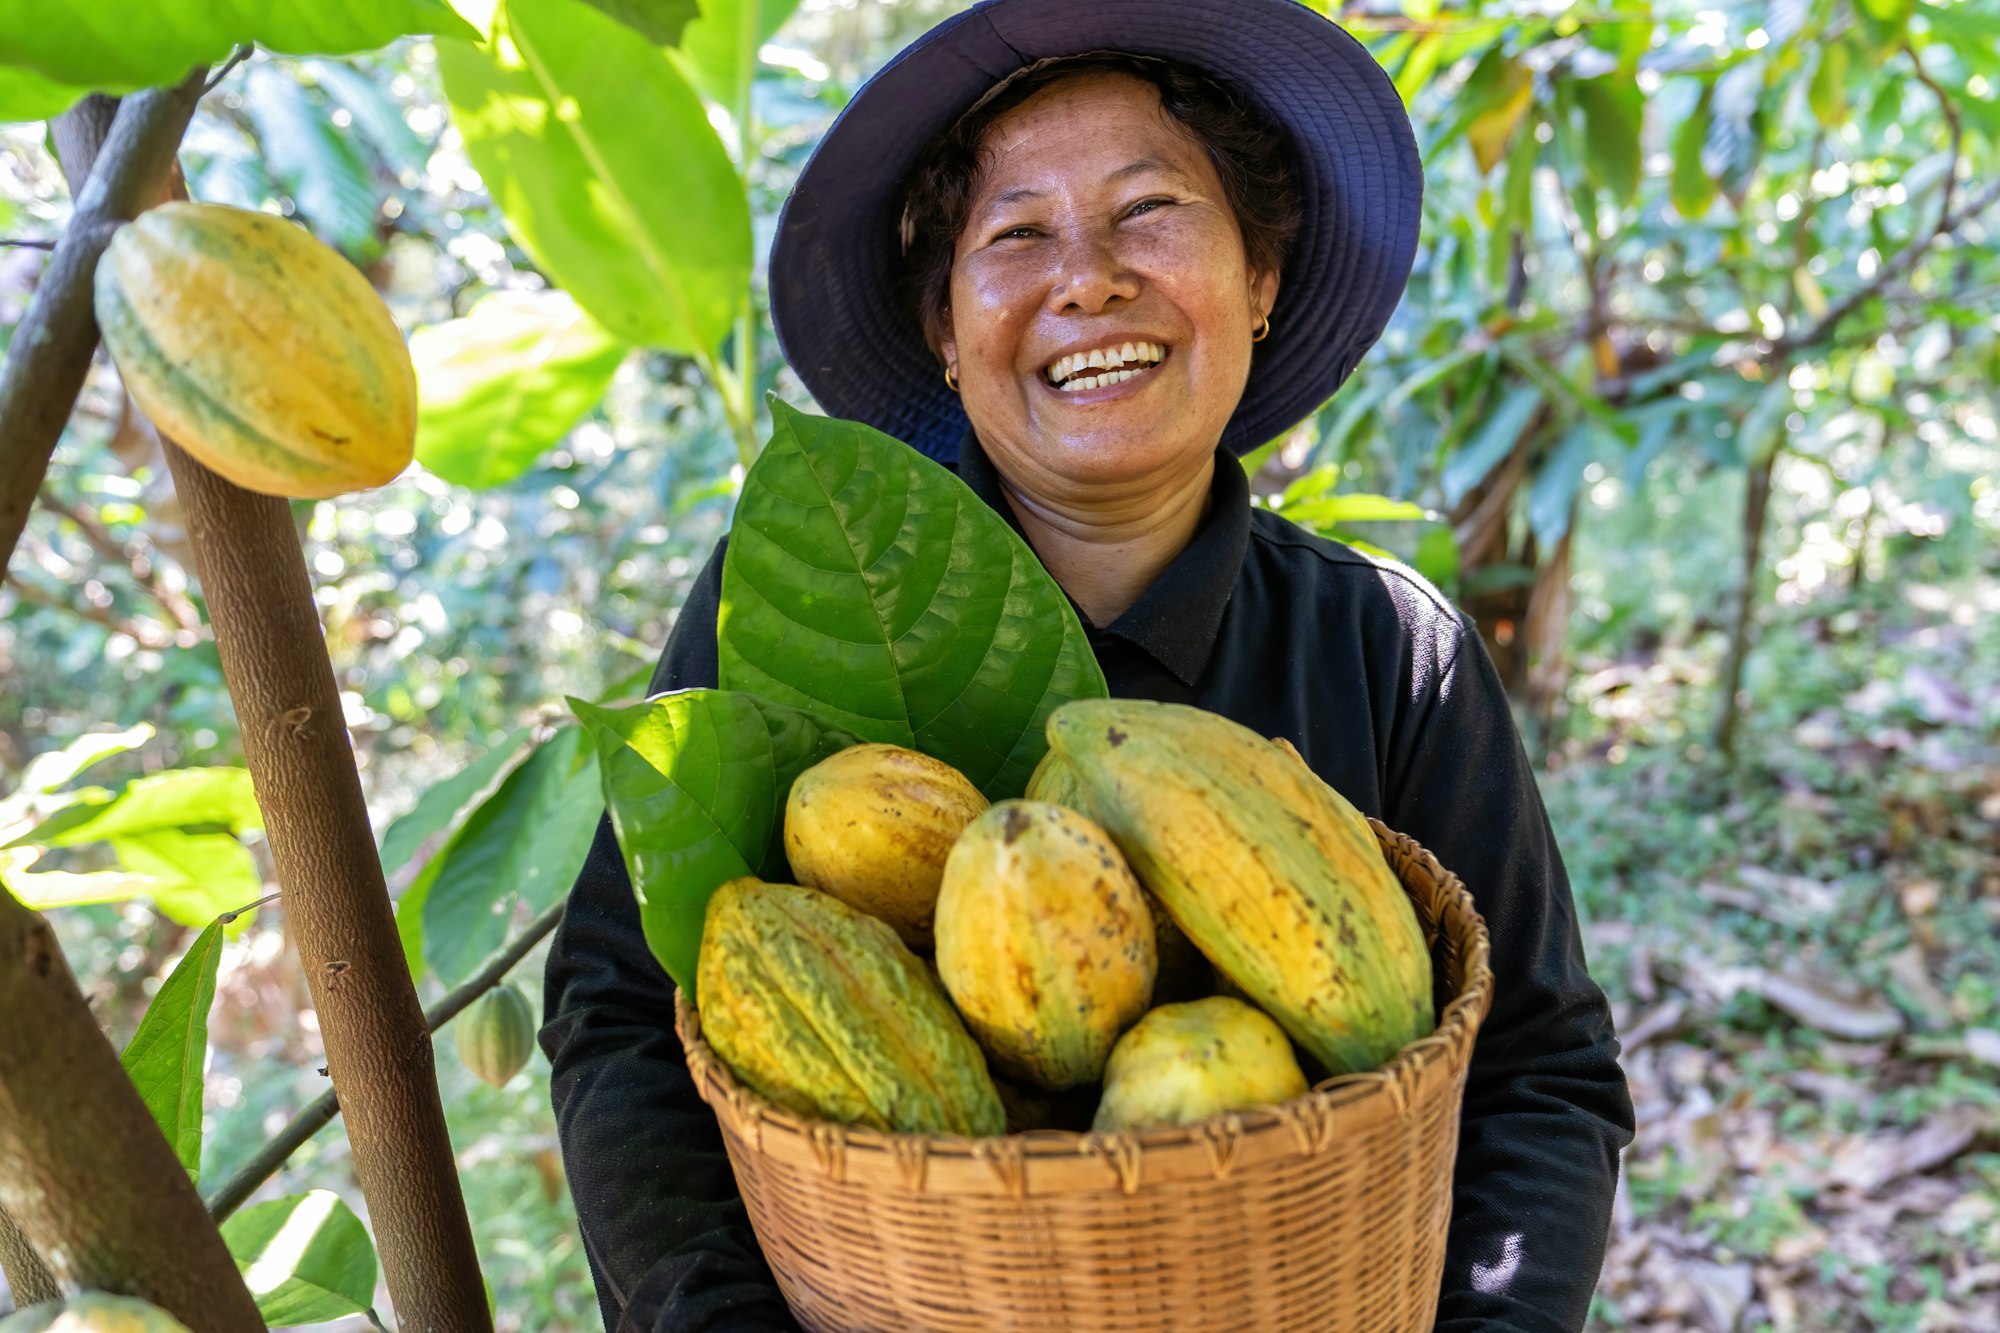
[676,818,1492,1178]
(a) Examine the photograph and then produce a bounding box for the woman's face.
[938,72,1278,490]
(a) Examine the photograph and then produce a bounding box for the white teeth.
[1047,341,1166,386]
[1059,367,1146,393]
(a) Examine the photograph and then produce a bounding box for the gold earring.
[1252,314,1272,343]
[944,364,960,392]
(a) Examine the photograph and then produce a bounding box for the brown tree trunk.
[0,892,264,1329]
[162,451,491,1330]
[0,1204,60,1308]
[1714,453,1776,761]
[41,84,488,1330]
[1522,527,1574,746]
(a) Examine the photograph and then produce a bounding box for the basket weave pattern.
[676,820,1494,1332]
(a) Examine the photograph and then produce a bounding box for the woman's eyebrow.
[975,159,1196,220]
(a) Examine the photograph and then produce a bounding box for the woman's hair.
[898,52,1304,359]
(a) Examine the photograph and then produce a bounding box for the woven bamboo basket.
[675,818,1493,1333]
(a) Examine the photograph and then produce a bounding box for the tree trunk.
[1522,526,1574,748]
[162,451,492,1330]
[42,86,489,1331]
[1714,453,1776,760]
[0,891,265,1329]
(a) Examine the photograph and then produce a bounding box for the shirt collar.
[950,430,1251,687]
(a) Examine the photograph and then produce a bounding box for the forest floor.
[1552,561,2000,1332]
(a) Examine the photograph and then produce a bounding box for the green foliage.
[120,917,224,1183]
[0,65,86,122]
[437,0,751,357]
[572,689,857,994]
[0,0,474,95]
[421,725,600,984]
[412,291,628,489]
[719,401,1108,799]
[379,727,534,878]
[672,0,805,110]
[220,1190,379,1325]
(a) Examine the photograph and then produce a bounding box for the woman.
[544,1,1634,1329]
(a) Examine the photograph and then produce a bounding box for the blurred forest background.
[3,0,1999,1328]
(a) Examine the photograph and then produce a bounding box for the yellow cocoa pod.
[935,800,1155,1090]
[783,743,986,949]
[1049,699,1433,1077]
[1027,749,1207,999]
[93,202,415,499]
[697,878,1004,1136]
[1092,996,1309,1131]
[0,1294,193,1333]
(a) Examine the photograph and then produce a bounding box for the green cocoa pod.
[697,878,1005,1136]
[456,982,536,1088]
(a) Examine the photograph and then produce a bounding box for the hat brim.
[768,0,1422,463]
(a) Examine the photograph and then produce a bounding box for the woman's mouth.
[1043,341,1167,393]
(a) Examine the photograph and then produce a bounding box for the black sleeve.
[541,538,799,1333]
[1385,619,1635,1332]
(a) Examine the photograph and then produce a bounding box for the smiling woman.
[542,2,1634,1330]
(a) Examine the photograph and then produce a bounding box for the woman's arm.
[541,540,798,1332]
[1387,619,1635,1332]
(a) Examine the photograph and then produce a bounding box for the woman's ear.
[1252,268,1280,327]
[937,305,957,372]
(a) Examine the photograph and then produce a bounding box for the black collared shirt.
[544,435,1635,1333]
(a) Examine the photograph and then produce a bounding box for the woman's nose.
[1047,230,1140,315]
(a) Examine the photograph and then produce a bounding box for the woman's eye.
[1127,198,1172,218]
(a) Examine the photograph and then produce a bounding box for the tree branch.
[0,74,208,578]
[204,899,566,1222]
[0,888,265,1328]
[0,239,56,251]
[4,571,184,650]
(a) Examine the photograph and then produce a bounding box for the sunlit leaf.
[436,0,749,354]
[306,58,433,175]
[581,0,702,45]
[0,65,87,122]
[1467,56,1533,174]
[718,401,1108,800]
[412,291,627,489]
[1394,33,1447,106]
[12,724,153,802]
[0,0,477,95]
[422,726,601,984]
[572,690,858,993]
[121,918,224,1182]
[671,0,802,111]
[222,1190,378,1325]
[1672,82,1718,220]
[109,830,263,928]
[16,768,261,849]
[1281,493,1433,526]
[1808,40,1850,128]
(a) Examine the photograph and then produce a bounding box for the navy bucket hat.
[767,0,1422,464]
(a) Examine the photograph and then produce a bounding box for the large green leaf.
[421,726,601,984]
[572,690,857,994]
[243,63,382,260]
[1671,82,1718,221]
[718,401,1108,800]
[1573,71,1643,205]
[109,829,263,928]
[1527,421,1602,548]
[411,291,627,489]
[1281,493,1433,527]
[222,1190,378,1326]
[1442,383,1542,507]
[671,0,801,111]
[581,0,703,46]
[378,726,533,877]
[436,0,749,355]
[0,66,86,122]
[0,0,476,95]
[120,918,224,1182]
[15,768,261,849]
[1808,40,1851,129]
